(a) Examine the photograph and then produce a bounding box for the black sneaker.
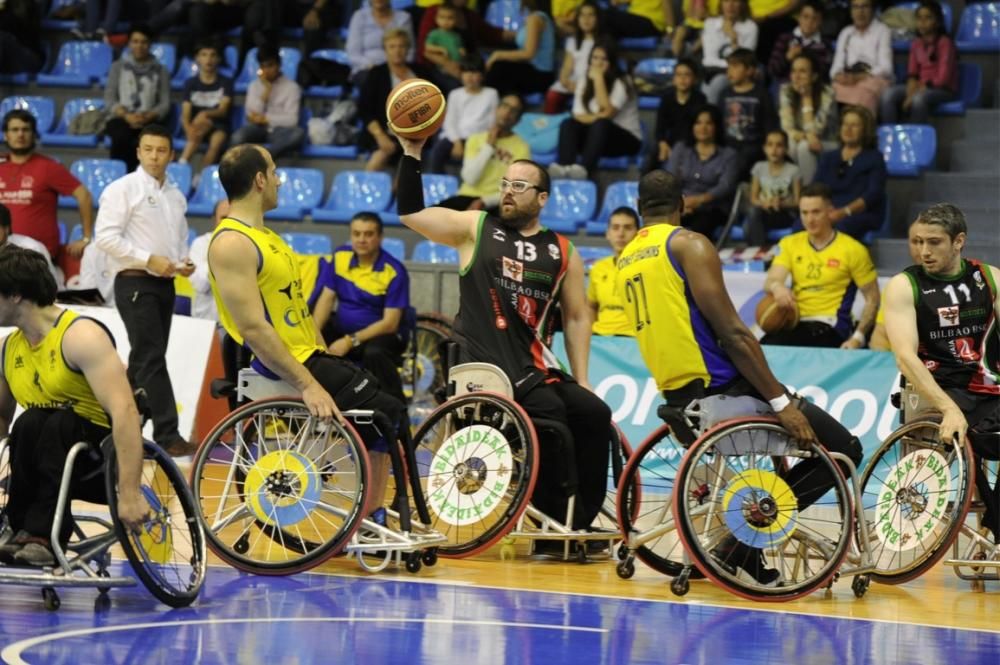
[711,537,781,587]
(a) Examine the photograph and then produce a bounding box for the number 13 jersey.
[616,223,738,392]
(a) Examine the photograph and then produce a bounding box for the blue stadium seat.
[381,237,406,261]
[0,96,56,133]
[282,232,333,255]
[878,124,936,177]
[312,171,393,223]
[889,2,953,51]
[485,0,527,30]
[235,47,302,93]
[635,58,676,109]
[585,181,638,234]
[266,168,325,220]
[42,98,105,147]
[540,179,598,233]
[956,2,1000,52]
[412,240,459,264]
[42,0,80,30]
[304,49,351,99]
[301,107,361,159]
[166,162,193,198]
[933,63,982,115]
[58,159,127,208]
[37,41,112,87]
[187,165,227,216]
[58,221,68,245]
[68,224,84,242]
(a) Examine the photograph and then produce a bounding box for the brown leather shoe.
[161,437,198,457]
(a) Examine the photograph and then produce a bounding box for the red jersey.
[0,153,81,255]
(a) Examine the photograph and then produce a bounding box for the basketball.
[386,79,446,140]
[755,293,799,333]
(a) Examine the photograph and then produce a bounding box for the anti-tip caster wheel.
[42,588,60,611]
[233,534,250,555]
[851,575,870,599]
[670,568,692,597]
[617,544,629,561]
[616,560,635,580]
[421,549,438,567]
[405,552,422,574]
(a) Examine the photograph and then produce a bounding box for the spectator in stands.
[761,182,879,348]
[744,129,800,245]
[643,57,706,174]
[312,212,411,404]
[879,0,957,124]
[779,52,838,184]
[436,94,530,213]
[665,105,739,237]
[0,204,62,288]
[416,0,512,73]
[814,105,887,240]
[719,48,777,179]
[671,0,720,58]
[190,0,282,68]
[189,199,230,322]
[422,2,466,89]
[483,0,556,97]
[94,125,196,457]
[0,0,44,75]
[545,1,602,114]
[766,1,832,85]
[588,206,638,336]
[700,0,757,104]
[0,110,95,261]
[357,29,435,172]
[346,0,414,87]
[286,0,341,56]
[104,25,172,172]
[548,40,642,181]
[603,0,676,42]
[829,0,892,115]
[230,46,305,161]
[178,42,234,169]
[427,54,499,174]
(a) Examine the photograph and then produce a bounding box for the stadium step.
[948,140,1000,173]
[962,109,1000,143]
[919,172,1000,205]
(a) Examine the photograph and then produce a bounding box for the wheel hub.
[745,495,778,526]
[895,485,928,518]
[454,457,487,494]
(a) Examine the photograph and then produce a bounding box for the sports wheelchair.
[401,313,453,427]
[401,348,633,562]
[189,368,446,575]
[0,433,206,610]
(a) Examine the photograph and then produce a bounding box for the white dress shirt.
[95,166,189,276]
[187,231,217,321]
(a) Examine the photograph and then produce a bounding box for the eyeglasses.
[499,179,542,194]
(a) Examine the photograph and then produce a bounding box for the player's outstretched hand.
[397,135,427,159]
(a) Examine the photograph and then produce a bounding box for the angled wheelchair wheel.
[616,425,689,577]
[408,392,539,557]
[672,419,852,602]
[0,438,9,521]
[404,319,451,427]
[859,417,974,585]
[190,398,371,575]
[106,440,207,608]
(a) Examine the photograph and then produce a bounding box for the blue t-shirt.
[182,74,234,123]
[319,246,411,335]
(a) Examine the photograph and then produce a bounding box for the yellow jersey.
[588,255,633,337]
[209,218,324,375]
[772,230,878,339]
[457,131,531,199]
[616,223,738,392]
[2,310,110,428]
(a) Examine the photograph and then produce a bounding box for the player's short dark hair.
[799,0,824,16]
[459,53,485,73]
[674,57,701,82]
[800,182,833,202]
[511,159,550,193]
[638,170,683,218]
[0,245,57,306]
[257,45,281,66]
[913,203,967,240]
[609,206,641,229]
[127,23,154,41]
[2,109,36,134]
[194,40,221,57]
[219,144,270,201]
[726,48,757,69]
[138,124,173,149]
[351,211,384,235]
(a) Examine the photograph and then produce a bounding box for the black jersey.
[903,259,999,395]
[452,214,574,396]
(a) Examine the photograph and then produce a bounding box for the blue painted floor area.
[0,563,996,665]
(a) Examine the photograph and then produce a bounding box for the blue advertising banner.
[552,334,903,457]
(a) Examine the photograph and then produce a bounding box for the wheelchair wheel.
[0,438,9,519]
[106,440,206,608]
[616,425,689,577]
[859,417,975,585]
[408,392,538,557]
[673,419,853,601]
[404,319,451,426]
[190,398,371,575]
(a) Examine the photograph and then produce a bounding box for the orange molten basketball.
[386,79,446,140]
[755,293,799,333]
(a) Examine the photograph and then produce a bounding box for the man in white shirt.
[95,125,196,457]
[829,0,893,114]
[188,198,229,322]
[230,46,305,161]
[0,203,63,289]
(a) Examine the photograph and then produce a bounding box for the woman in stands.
[813,105,887,240]
[545,1,603,114]
[548,39,642,181]
[665,105,739,237]
[416,0,512,72]
[779,52,837,184]
[483,0,557,97]
[879,0,957,124]
[829,0,892,115]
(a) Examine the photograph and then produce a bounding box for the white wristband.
[851,330,867,346]
[768,393,791,412]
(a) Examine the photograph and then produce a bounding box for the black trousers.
[518,379,613,530]
[5,408,110,542]
[761,321,846,348]
[556,118,642,175]
[951,388,1000,543]
[114,273,180,445]
[320,317,408,405]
